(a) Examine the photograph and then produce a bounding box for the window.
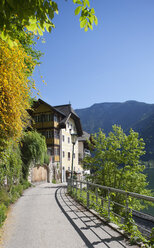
[42,115,45,122]
[34,115,41,123]
[63,151,65,158]
[68,152,70,161]
[46,130,52,139]
[54,115,58,122]
[68,137,70,143]
[54,130,59,139]
[74,166,75,172]
[38,115,41,122]
[54,147,60,156]
[68,167,70,171]
[47,147,54,156]
[62,135,65,142]
[45,114,52,122]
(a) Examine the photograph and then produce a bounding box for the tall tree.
[84,125,152,211]
[0,39,34,146]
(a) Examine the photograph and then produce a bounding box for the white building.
[32,99,90,182]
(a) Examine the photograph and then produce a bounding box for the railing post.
[72,179,74,194]
[70,178,73,193]
[87,182,89,209]
[95,187,98,205]
[108,189,110,220]
[126,193,129,218]
[80,181,82,198]
[67,178,69,192]
[75,180,77,199]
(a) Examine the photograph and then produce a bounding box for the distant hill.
[75,101,154,160]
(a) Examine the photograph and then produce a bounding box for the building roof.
[54,104,79,118]
[32,99,83,136]
[54,104,82,136]
[32,99,66,117]
[78,131,90,142]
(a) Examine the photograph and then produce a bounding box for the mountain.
[75,101,154,160]
[133,112,154,160]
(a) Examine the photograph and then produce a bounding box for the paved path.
[1,183,139,248]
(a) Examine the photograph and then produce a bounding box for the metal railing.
[67,179,154,238]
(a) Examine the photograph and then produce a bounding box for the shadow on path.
[55,186,135,248]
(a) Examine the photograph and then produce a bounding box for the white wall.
[61,118,83,180]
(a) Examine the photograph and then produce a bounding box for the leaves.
[0,39,35,142]
[20,131,48,179]
[75,6,82,15]
[84,125,152,210]
[74,0,98,31]
[0,0,58,45]
[0,0,97,46]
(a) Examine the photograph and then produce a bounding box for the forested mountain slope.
[76,101,154,160]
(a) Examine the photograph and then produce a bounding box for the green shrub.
[0,188,10,207]
[10,184,23,203]
[44,153,50,165]
[20,131,47,179]
[52,179,56,184]
[0,203,7,227]
[22,180,31,190]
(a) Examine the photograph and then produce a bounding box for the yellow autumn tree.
[0,39,35,146]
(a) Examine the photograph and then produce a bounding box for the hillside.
[76,100,154,160]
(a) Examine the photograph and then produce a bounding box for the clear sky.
[33,0,154,109]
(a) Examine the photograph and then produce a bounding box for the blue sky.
[33,0,154,109]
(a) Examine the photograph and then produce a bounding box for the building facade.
[31,99,86,182]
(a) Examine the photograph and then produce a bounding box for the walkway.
[1,183,139,248]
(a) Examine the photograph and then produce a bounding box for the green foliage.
[21,180,31,190]
[120,211,150,245]
[10,184,23,203]
[149,228,154,247]
[0,0,57,43]
[52,179,56,184]
[84,125,153,211]
[0,203,7,227]
[44,153,50,165]
[84,125,148,191]
[0,141,22,189]
[69,185,151,246]
[74,0,98,31]
[0,0,97,46]
[20,130,48,179]
[0,189,10,207]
